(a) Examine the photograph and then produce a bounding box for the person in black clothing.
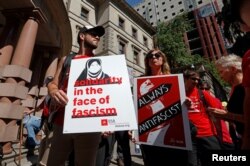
[214,54,244,149]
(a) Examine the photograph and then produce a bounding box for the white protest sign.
[63,55,138,133]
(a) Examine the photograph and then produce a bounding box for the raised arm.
[47,56,68,106]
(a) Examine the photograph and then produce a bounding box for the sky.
[126,0,142,7]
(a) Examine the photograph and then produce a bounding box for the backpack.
[44,52,77,125]
[59,52,77,85]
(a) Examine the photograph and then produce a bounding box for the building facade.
[185,3,227,60]
[66,0,156,76]
[134,0,227,60]
[134,0,223,26]
[0,0,155,155]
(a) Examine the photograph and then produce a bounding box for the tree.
[156,14,193,68]
[156,13,227,86]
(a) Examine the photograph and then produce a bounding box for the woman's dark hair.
[217,0,247,42]
[231,0,247,22]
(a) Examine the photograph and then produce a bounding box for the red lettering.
[71,107,117,118]
[73,97,96,106]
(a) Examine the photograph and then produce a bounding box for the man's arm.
[47,56,68,106]
[208,109,245,123]
[242,87,250,149]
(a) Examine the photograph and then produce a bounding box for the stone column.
[0,17,19,67]
[0,17,20,155]
[11,17,38,67]
[0,17,39,154]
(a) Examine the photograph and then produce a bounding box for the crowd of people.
[20,0,250,165]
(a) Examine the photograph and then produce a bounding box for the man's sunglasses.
[148,53,161,59]
[190,77,200,82]
[87,31,100,37]
[200,87,210,90]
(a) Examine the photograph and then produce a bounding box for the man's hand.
[184,97,192,108]
[128,130,136,143]
[51,89,68,106]
[101,131,113,138]
[207,107,227,115]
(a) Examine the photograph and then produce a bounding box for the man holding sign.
[47,25,105,166]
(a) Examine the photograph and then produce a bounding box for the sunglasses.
[200,87,210,90]
[190,77,200,82]
[148,53,161,59]
[87,31,100,37]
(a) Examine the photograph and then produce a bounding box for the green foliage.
[156,14,192,68]
[156,13,227,86]
[195,56,228,87]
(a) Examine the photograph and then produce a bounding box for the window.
[75,25,81,44]
[164,16,168,19]
[178,1,182,5]
[171,5,174,8]
[189,5,193,8]
[80,7,89,20]
[198,0,203,4]
[163,9,166,12]
[143,36,148,47]
[118,37,127,55]
[118,42,126,54]
[132,27,137,39]
[133,48,140,65]
[162,2,165,5]
[172,12,176,16]
[180,9,184,12]
[76,25,81,31]
[118,17,125,29]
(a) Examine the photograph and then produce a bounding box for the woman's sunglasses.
[148,53,161,59]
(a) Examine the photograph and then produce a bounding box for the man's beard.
[84,40,98,50]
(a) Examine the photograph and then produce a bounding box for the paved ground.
[2,142,144,166]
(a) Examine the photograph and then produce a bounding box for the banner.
[63,55,137,133]
[199,3,214,18]
[134,75,192,150]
